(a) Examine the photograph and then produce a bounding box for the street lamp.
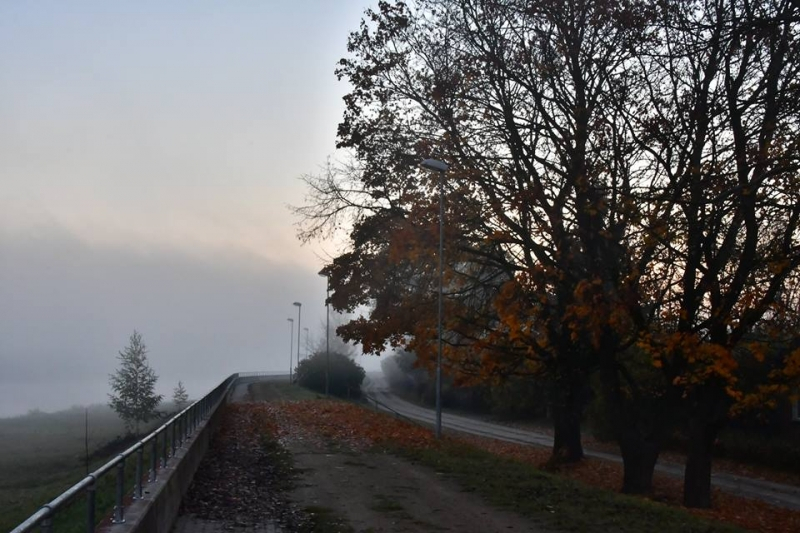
[421,157,448,439]
[293,302,302,370]
[303,327,309,359]
[287,318,294,383]
[318,270,331,396]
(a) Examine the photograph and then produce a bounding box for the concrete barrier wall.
[99,388,233,533]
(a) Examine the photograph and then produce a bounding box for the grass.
[0,405,179,532]
[1,383,322,532]
[389,441,745,533]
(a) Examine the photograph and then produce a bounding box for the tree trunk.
[684,414,717,508]
[551,381,584,463]
[618,432,660,494]
[599,361,663,495]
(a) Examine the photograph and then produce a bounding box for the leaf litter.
[183,398,800,533]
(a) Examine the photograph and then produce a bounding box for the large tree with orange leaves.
[300,0,655,473]
[295,0,800,508]
[625,0,800,507]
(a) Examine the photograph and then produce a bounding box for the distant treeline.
[381,349,550,419]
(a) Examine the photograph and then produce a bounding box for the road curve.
[362,375,800,511]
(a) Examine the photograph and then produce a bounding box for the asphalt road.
[362,374,800,511]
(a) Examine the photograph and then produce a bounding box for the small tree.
[108,331,162,435]
[172,381,189,410]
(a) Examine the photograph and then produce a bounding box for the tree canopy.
[296,0,800,508]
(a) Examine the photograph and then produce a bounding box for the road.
[362,374,800,511]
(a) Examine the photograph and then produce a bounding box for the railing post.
[112,458,125,524]
[162,427,168,467]
[178,415,183,447]
[134,445,143,499]
[150,435,158,481]
[38,506,53,533]
[87,476,96,533]
[171,420,177,457]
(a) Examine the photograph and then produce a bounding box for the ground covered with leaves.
[263,399,799,533]
[178,404,347,531]
[180,391,799,532]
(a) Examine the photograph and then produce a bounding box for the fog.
[0,1,383,417]
[0,225,382,417]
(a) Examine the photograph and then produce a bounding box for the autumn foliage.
[296,0,800,509]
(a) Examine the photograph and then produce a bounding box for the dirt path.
[287,439,547,533]
[179,380,545,532]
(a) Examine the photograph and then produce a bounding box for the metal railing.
[10,373,241,533]
[362,393,416,425]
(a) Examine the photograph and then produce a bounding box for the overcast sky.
[0,0,380,416]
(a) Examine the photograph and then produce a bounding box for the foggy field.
[0,404,174,531]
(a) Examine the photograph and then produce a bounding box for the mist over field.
[0,0,378,418]
[0,227,339,417]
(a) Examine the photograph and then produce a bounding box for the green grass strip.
[390,441,745,533]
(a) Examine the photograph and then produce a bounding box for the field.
[0,403,175,532]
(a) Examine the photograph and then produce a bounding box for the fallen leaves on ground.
[460,435,800,533]
[262,399,437,451]
[252,398,800,533]
[180,405,311,530]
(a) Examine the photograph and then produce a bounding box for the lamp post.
[287,318,294,383]
[318,271,331,396]
[421,158,448,439]
[303,327,309,359]
[293,302,302,370]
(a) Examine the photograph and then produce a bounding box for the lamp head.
[421,158,449,172]
[293,301,302,307]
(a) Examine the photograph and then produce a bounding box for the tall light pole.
[303,327,309,359]
[318,271,331,396]
[287,318,294,383]
[293,302,302,370]
[421,158,448,439]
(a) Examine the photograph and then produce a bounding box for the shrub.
[296,351,366,398]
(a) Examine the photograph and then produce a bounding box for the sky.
[0,0,382,417]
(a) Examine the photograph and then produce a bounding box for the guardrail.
[10,373,242,533]
[362,393,416,425]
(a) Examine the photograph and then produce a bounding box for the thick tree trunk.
[618,432,660,494]
[599,362,663,495]
[684,414,717,508]
[551,381,584,463]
